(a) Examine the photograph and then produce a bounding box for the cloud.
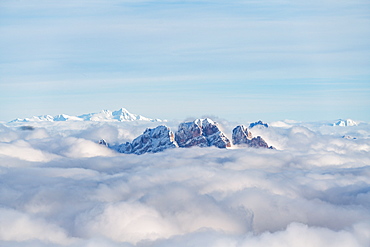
[0,120,369,246]
[0,208,75,245]
[0,140,58,163]
[240,222,368,247]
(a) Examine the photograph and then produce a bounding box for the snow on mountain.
[112,125,178,155]
[10,115,54,122]
[9,108,164,123]
[333,119,357,127]
[112,108,152,122]
[175,118,231,149]
[232,125,274,149]
[53,114,83,122]
[249,120,269,129]
[107,118,280,155]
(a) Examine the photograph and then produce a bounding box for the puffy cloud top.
[0,120,369,246]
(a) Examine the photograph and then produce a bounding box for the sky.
[1,0,370,122]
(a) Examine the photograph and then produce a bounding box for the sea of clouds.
[0,119,369,247]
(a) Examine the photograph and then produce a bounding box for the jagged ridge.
[106,118,272,155]
[112,126,178,155]
[175,118,231,148]
[9,108,164,123]
[232,125,274,149]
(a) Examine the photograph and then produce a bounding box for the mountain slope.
[9,108,164,123]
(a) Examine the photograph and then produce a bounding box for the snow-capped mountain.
[112,125,178,155]
[333,119,357,127]
[232,125,274,149]
[175,118,231,149]
[9,108,164,123]
[249,120,269,129]
[106,118,275,155]
[10,115,55,122]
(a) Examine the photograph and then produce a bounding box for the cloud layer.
[0,120,369,246]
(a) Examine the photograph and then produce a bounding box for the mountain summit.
[107,118,273,155]
[333,119,357,127]
[175,118,231,148]
[9,108,164,123]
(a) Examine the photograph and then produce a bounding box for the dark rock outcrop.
[232,125,274,149]
[175,118,231,148]
[249,136,270,148]
[108,119,275,155]
[98,139,108,146]
[114,125,178,155]
[249,120,268,129]
[232,125,252,145]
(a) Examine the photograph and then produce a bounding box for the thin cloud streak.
[0,0,369,121]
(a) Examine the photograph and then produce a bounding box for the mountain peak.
[113,125,178,155]
[333,119,357,127]
[175,118,231,149]
[9,108,164,123]
[113,108,130,114]
[249,120,269,128]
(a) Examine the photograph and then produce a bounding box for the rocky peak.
[107,119,274,155]
[249,136,270,148]
[175,120,208,148]
[175,118,231,148]
[249,120,268,128]
[114,125,178,155]
[232,125,274,149]
[232,125,252,145]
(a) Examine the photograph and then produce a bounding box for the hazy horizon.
[1,0,370,122]
[0,1,369,246]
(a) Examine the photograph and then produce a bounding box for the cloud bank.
[1,0,369,121]
[0,120,369,246]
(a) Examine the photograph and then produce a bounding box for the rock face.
[108,119,273,155]
[249,120,268,128]
[232,125,274,149]
[114,125,178,155]
[175,118,231,148]
[248,136,270,148]
[232,125,252,145]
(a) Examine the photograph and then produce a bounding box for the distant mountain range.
[8,108,359,129]
[9,108,165,123]
[333,119,357,127]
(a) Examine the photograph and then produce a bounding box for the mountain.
[10,115,55,122]
[232,125,274,149]
[111,125,178,155]
[53,114,84,121]
[333,119,357,127]
[108,118,273,155]
[249,120,268,128]
[175,118,231,149]
[9,108,164,123]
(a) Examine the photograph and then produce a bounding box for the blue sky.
[1,0,369,122]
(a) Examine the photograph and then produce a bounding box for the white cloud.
[240,222,367,247]
[0,120,369,246]
[0,140,58,163]
[0,208,75,245]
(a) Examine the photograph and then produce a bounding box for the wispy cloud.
[0,0,369,121]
